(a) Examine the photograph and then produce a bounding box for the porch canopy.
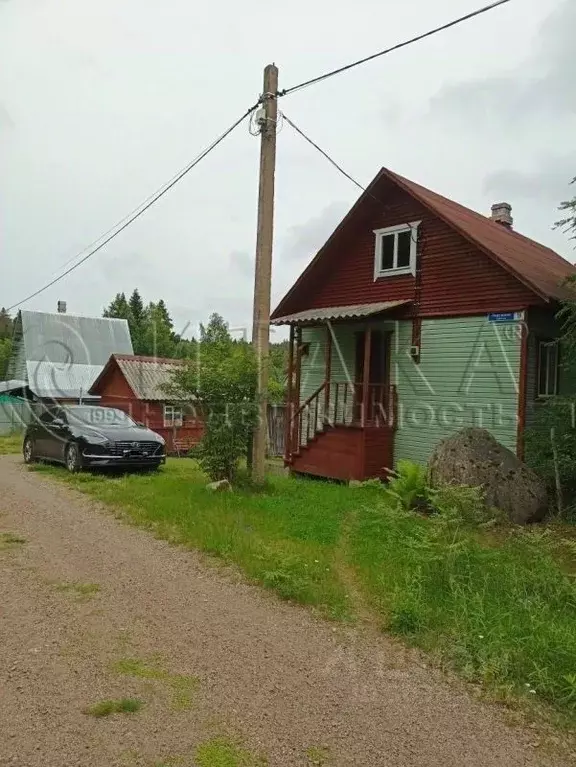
[271,300,410,326]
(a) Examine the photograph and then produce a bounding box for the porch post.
[362,328,372,427]
[284,324,295,459]
[324,323,332,425]
[294,327,303,450]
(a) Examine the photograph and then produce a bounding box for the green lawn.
[30,458,576,725]
[0,433,23,455]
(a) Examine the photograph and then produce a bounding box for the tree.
[103,292,131,321]
[168,326,258,481]
[199,313,232,345]
[0,309,13,381]
[142,302,176,359]
[557,178,576,243]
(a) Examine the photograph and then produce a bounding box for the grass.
[112,656,199,711]
[0,532,26,550]
[35,459,576,724]
[195,737,267,767]
[0,433,23,455]
[85,697,143,717]
[305,746,332,765]
[54,581,101,600]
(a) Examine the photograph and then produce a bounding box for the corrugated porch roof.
[271,300,410,326]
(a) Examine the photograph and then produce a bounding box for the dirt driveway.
[0,454,568,766]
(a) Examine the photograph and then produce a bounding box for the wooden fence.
[267,404,286,457]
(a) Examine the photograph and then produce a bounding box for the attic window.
[374,222,420,279]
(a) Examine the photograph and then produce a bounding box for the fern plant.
[385,460,430,511]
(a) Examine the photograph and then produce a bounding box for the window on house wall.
[537,340,559,398]
[163,404,184,427]
[373,221,420,278]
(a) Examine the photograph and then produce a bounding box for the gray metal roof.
[0,379,28,394]
[20,311,132,365]
[271,300,410,326]
[116,356,184,400]
[26,361,102,400]
[8,310,133,399]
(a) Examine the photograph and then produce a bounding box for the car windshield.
[66,406,137,428]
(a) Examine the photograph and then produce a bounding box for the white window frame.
[537,340,559,398]
[163,404,184,427]
[373,221,421,279]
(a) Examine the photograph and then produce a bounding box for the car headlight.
[87,434,110,446]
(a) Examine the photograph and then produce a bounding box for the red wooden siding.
[291,425,394,482]
[281,179,541,319]
[95,360,204,454]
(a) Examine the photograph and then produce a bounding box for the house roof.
[26,362,101,400]
[271,168,576,320]
[8,310,133,399]
[271,300,410,326]
[90,354,186,401]
[384,168,576,302]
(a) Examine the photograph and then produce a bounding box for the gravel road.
[0,455,569,766]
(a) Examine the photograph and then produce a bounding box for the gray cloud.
[484,154,576,202]
[280,201,348,262]
[429,0,576,124]
[229,249,253,278]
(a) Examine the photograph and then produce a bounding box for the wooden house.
[271,168,576,482]
[89,354,204,453]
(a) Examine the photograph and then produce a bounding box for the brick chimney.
[491,202,513,229]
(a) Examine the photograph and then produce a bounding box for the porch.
[282,313,401,482]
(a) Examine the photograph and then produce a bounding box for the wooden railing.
[331,382,397,428]
[286,381,397,461]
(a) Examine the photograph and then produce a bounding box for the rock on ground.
[428,427,548,524]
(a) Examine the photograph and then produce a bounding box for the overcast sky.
[1,0,574,337]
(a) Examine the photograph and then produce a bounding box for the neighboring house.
[89,354,204,453]
[271,167,576,482]
[6,309,133,402]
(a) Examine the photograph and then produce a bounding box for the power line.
[7,103,259,312]
[278,0,511,97]
[281,110,418,243]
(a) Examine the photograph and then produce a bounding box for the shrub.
[384,459,430,512]
[525,395,576,518]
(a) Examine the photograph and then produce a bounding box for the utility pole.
[251,63,278,484]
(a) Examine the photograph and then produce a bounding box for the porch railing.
[286,381,397,461]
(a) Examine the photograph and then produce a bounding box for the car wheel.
[65,443,82,473]
[23,437,36,464]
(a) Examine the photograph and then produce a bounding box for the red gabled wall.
[94,359,204,453]
[277,179,541,318]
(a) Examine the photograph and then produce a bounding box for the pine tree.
[0,307,13,340]
[199,313,231,345]
[103,293,131,320]
[129,289,145,325]
[142,302,175,358]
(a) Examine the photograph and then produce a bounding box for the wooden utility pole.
[251,63,279,483]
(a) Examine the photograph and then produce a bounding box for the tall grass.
[35,459,576,721]
[0,432,23,455]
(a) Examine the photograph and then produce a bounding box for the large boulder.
[428,428,548,524]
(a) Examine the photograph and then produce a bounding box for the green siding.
[298,315,521,466]
[393,317,521,465]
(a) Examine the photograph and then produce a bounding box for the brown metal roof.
[384,168,576,301]
[271,300,410,326]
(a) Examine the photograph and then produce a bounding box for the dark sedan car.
[23,405,166,472]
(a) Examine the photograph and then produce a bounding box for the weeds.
[195,737,267,767]
[0,532,26,549]
[113,656,199,710]
[85,698,143,717]
[54,581,100,601]
[0,433,23,455]
[305,745,332,765]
